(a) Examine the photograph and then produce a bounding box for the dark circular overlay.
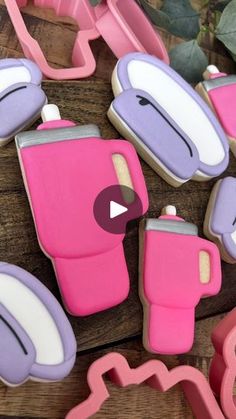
[93,185,143,234]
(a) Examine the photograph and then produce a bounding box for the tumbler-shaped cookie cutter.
[210,308,236,419]
[5,0,169,80]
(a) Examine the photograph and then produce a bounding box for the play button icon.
[93,185,143,234]
[110,201,128,219]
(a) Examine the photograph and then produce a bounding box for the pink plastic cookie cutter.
[66,352,224,419]
[210,308,236,419]
[4,0,169,80]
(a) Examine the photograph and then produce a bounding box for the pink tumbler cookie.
[196,65,236,157]
[15,104,149,317]
[139,206,222,355]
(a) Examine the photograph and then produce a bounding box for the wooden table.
[0,1,236,418]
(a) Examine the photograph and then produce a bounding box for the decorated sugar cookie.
[0,58,47,146]
[108,53,229,187]
[139,206,222,355]
[15,104,149,317]
[196,65,236,158]
[204,176,236,264]
[0,262,76,386]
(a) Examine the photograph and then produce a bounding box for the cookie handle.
[111,140,149,215]
[199,239,222,296]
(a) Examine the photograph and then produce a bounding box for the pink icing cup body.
[141,213,222,354]
[16,118,148,316]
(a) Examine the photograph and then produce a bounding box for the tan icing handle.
[111,141,149,213]
[112,154,135,204]
[199,251,211,284]
[198,240,221,296]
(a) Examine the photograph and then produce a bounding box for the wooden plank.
[0,80,235,353]
[0,313,224,418]
[0,1,235,418]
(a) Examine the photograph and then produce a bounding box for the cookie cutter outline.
[4,0,100,80]
[66,352,224,419]
[210,308,236,419]
[4,0,169,80]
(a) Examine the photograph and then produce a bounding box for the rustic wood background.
[0,0,235,417]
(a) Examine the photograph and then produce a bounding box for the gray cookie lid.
[16,124,101,148]
[145,218,198,236]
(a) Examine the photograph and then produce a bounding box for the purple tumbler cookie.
[204,177,236,264]
[0,58,47,146]
[108,52,229,187]
[0,262,76,386]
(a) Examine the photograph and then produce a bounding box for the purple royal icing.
[210,177,236,260]
[0,58,43,85]
[0,303,36,385]
[0,262,76,385]
[0,83,46,139]
[0,58,46,141]
[111,52,229,180]
[112,88,200,179]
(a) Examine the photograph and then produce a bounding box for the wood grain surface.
[0,0,236,417]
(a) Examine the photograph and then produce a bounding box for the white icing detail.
[0,67,31,94]
[207,65,220,75]
[231,230,236,244]
[0,274,64,365]
[41,104,61,123]
[162,205,177,216]
[127,60,225,166]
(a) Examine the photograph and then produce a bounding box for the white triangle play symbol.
[110,201,128,219]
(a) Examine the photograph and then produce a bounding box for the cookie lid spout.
[145,206,198,236]
[161,205,177,216]
[41,104,61,122]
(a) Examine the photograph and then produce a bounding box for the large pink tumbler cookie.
[15,105,149,316]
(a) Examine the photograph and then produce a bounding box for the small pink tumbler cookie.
[139,205,222,355]
[196,65,236,157]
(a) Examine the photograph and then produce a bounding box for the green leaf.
[170,40,208,83]
[89,0,102,5]
[215,0,236,55]
[139,0,171,28]
[139,0,200,39]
